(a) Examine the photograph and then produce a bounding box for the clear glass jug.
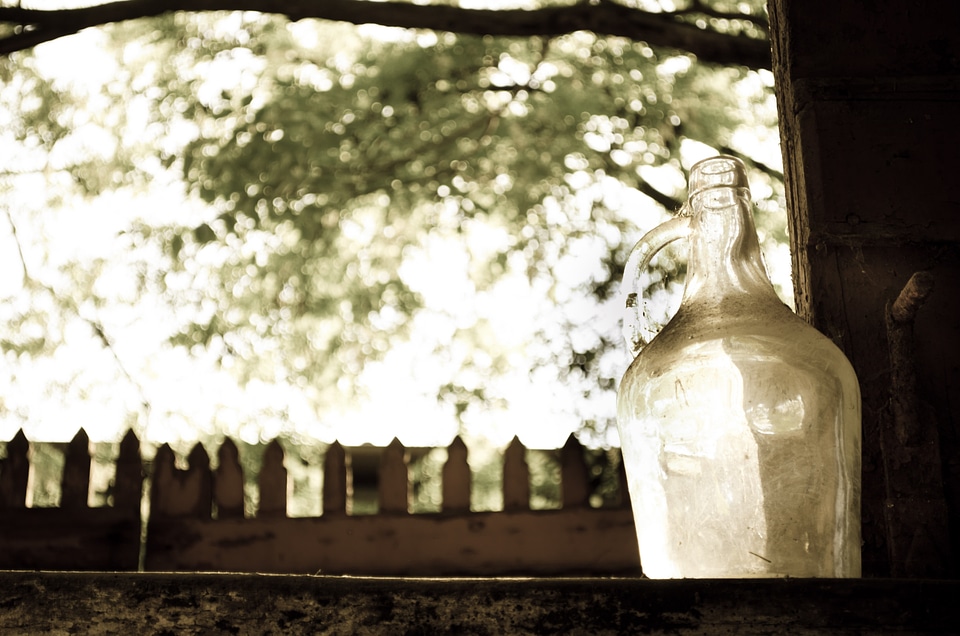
[616,155,861,578]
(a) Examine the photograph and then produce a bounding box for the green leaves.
[1,4,784,443]
[129,13,780,426]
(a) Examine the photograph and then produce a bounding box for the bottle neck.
[681,187,779,306]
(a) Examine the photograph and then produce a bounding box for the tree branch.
[2,206,29,288]
[673,0,769,31]
[2,205,152,415]
[634,177,684,212]
[0,0,771,69]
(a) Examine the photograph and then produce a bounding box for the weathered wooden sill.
[0,572,955,634]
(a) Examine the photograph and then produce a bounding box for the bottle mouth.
[687,155,749,199]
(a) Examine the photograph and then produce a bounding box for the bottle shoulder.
[623,299,857,385]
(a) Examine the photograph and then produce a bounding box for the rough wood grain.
[769,0,960,577]
[1,572,957,634]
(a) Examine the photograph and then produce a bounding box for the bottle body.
[617,298,861,578]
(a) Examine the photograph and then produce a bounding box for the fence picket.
[442,436,470,513]
[61,429,91,509]
[379,438,408,514]
[187,443,213,518]
[214,438,244,519]
[323,441,347,516]
[0,429,29,508]
[503,436,529,512]
[151,443,212,518]
[560,434,590,509]
[113,429,143,511]
[258,439,286,518]
[150,444,176,518]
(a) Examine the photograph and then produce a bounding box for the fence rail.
[0,429,641,575]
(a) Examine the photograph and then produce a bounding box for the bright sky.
[0,17,785,454]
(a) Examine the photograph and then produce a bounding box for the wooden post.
[502,436,529,512]
[886,272,936,447]
[769,0,960,575]
[0,429,30,508]
[258,439,286,518]
[379,438,408,514]
[880,272,950,576]
[323,441,347,516]
[442,436,471,513]
[214,438,244,519]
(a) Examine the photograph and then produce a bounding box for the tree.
[0,0,783,451]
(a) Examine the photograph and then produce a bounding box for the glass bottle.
[616,155,861,578]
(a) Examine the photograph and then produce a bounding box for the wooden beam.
[1,573,957,633]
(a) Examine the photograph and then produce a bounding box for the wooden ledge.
[0,572,956,634]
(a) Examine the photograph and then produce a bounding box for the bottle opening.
[688,155,749,198]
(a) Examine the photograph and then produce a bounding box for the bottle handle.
[622,214,692,356]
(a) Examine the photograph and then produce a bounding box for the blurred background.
[0,0,784,512]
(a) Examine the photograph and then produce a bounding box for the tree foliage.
[0,0,782,447]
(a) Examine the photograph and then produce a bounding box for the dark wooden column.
[769,0,960,576]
